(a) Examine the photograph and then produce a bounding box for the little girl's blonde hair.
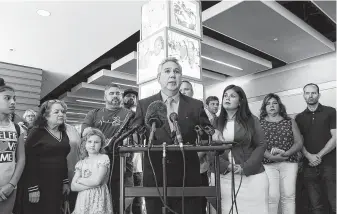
[79,128,106,160]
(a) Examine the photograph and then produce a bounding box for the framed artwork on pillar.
[139,79,161,99]
[169,0,202,39]
[137,28,201,84]
[167,29,201,80]
[141,1,169,40]
[137,30,166,84]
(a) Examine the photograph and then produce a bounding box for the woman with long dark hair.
[259,93,302,214]
[22,100,70,214]
[209,84,268,214]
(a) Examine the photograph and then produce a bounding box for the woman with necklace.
[259,93,303,214]
[22,100,70,214]
[208,84,268,214]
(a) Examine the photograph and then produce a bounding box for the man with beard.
[123,88,144,214]
[123,88,138,112]
[82,83,134,213]
[295,83,336,214]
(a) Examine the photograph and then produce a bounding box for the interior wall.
[41,71,69,99]
[205,51,336,117]
[0,62,43,117]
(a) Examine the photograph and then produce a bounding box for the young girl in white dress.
[71,128,113,214]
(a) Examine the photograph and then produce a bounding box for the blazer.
[209,115,267,176]
[132,92,211,187]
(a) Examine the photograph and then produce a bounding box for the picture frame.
[139,79,161,99]
[167,28,201,80]
[141,0,169,40]
[137,30,167,84]
[169,0,202,39]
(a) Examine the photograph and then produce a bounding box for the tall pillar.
[137,0,203,100]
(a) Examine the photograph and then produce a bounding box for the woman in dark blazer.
[209,85,268,214]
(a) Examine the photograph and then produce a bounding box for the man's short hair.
[206,96,219,105]
[123,88,138,98]
[181,80,193,88]
[157,57,182,74]
[303,83,320,93]
[104,83,121,91]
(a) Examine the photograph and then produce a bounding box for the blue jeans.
[303,164,336,214]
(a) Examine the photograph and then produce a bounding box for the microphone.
[169,112,183,145]
[113,124,142,146]
[137,125,147,146]
[194,125,203,146]
[202,125,215,145]
[105,110,135,150]
[145,100,167,147]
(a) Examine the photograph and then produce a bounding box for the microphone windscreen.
[145,100,167,128]
[169,112,178,123]
[203,125,215,135]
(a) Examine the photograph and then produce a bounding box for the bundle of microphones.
[104,100,217,152]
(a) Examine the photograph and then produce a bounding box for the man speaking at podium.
[133,57,222,214]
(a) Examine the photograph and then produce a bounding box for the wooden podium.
[118,145,231,214]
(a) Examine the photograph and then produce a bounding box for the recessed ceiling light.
[37,9,51,17]
[273,38,278,41]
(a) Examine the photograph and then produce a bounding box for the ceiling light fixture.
[201,56,243,71]
[273,38,278,41]
[9,48,15,52]
[37,9,51,17]
[76,99,105,105]
[66,112,87,115]
[110,81,138,88]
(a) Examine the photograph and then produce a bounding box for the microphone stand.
[194,125,203,146]
[162,142,167,214]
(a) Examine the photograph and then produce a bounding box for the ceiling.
[0,1,146,98]
[0,1,335,125]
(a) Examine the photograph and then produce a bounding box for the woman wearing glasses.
[23,100,70,214]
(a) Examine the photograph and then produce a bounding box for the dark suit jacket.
[133,92,211,187]
[209,115,267,176]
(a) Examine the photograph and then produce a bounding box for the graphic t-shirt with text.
[0,122,20,186]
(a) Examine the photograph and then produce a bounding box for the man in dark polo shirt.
[295,83,336,214]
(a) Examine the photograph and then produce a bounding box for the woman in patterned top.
[259,93,303,214]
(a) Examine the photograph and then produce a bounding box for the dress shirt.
[223,120,235,164]
[161,91,180,131]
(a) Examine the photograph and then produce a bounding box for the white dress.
[72,154,113,214]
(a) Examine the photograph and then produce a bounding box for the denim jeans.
[303,164,336,214]
[264,162,298,214]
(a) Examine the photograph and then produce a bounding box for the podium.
[118,145,232,214]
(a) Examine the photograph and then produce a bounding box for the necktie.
[166,97,174,131]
